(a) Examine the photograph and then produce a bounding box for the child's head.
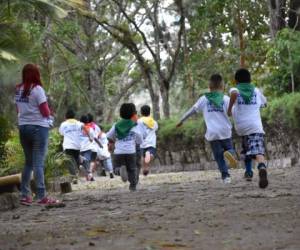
[120,103,137,120]
[65,109,76,119]
[209,74,223,91]
[87,113,94,123]
[235,68,251,83]
[80,115,89,124]
[140,105,151,117]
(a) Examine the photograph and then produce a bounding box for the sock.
[257,162,266,170]
[244,158,252,173]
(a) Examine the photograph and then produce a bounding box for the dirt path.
[0,166,300,250]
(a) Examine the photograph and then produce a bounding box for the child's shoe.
[37,197,61,205]
[224,151,238,168]
[223,176,231,184]
[86,173,95,181]
[120,166,128,182]
[143,166,150,176]
[20,196,33,206]
[258,164,268,189]
[129,184,137,192]
[109,172,114,179]
[244,171,253,181]
[100,169,107,176]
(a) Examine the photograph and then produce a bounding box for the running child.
[80,115,96,181]
[107,103,143,191]
[177,74,238,183]
[97,125,114,179]
[138,105,158,176]
[227,68,268,188]
[59,109,84,176]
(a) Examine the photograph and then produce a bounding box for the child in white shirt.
[107,103,143,191]
[138,105,158,176]
[227,68,268,188]
[177,74,237,183]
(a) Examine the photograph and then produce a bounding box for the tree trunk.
[86,68,106,123]
[288,0,300,30]
[236,2,246,67]
[145,70,160,120]
[159,80,170,118]
[268,0,287,38]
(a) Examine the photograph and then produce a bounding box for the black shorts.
[142,147,156,158]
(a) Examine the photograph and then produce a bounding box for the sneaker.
[223,176,231,184]
[144,151,151,164]
[20,196,33,206]
[244,171,253,181]
[100,170,107,177]
[258,167,268,189]
[224,151,238,169]
[120,166,128,182]
[86,173,95,181]
[129,185,137,192]
[109,173,114,179]
[37,197,60,205]
[143,168,149,176]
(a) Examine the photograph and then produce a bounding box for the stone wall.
[151,128,300,173]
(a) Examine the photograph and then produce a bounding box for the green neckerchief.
[115,119,137,140]
[205,91,224,108]
[237,83,255,104]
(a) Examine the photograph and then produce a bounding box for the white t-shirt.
[97,132,111,160]
[107,124,143,154]
[15,85,50,127]
[138,119,158,149]
[80,126,96,152]
[229,87,267,136]
[59,119,83,150]
[190,95,232,141]
[90,123,101,153]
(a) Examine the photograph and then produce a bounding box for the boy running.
[80,115,96,181]
[177,74,237,183]
[138,105,158,176]
[227,68,268,188]
[59,109,84,176]
[107,103,143,191]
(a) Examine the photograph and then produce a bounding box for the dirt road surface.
[0,166,299,250]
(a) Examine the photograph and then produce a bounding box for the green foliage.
[264,29,300,95]
[0,116,11,168]
[0,128,71,179]
[262,93,300,131]
[0,130,24,176]
[157,117,205,151]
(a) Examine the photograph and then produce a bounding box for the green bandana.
[205,91,224,108]
[115,119,136,140]
[237,83,255,104]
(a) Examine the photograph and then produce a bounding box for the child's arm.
[227,91,238,117]
[94,137,103,148]
[176,106,197,127]
[177,97,205,127]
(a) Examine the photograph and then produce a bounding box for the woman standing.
[15,64,59,205]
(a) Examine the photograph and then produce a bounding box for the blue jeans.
[210,139,235,179]
[19,125,49,200]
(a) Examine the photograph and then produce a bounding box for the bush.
[0,128,71,179]
[157,117,205,151]
[262,93,300,132]
[0,116,11,166]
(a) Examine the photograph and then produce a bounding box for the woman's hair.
[21,64,42,97]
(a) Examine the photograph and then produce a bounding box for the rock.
[0,193,19,211]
